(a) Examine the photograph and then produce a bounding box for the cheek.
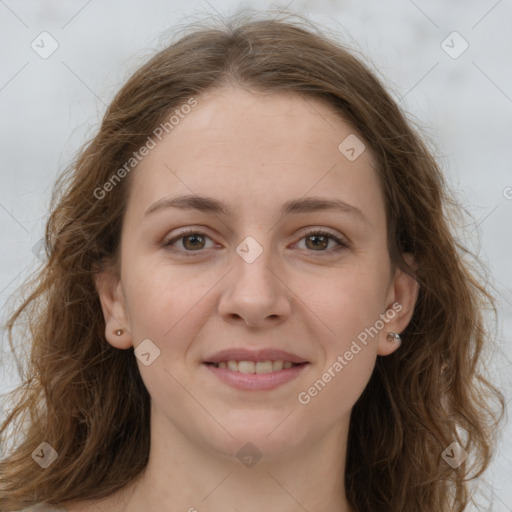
[122,258,219,354]
[303,264,390,411]
[301,259,391,346]
[120,263,213,405]
[296,347,375,423]
[294,264,387,409]
[123,276,175,338]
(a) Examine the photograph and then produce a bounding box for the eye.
[163,227,349,257]
[162,229,215,255]
[295,229,349,255]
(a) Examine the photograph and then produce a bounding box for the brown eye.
[163,228,348,257]
[305,234,330,251]
[181,233,206,250]
[297,230,348,253]
[163,230,214,255]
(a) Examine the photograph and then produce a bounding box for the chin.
[200,414,308,461]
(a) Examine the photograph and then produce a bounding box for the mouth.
[204,360,306,373]
[202,350,310,391]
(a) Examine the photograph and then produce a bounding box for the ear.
[377,253,419,356]
[93,261,133,349]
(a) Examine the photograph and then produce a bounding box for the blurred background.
[1,0,511,509]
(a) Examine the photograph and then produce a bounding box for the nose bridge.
[218,231,291,325]
[232,233,278,293]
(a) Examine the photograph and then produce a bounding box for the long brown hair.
[0,10,505,512]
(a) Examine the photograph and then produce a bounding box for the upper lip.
[204,348,309,364]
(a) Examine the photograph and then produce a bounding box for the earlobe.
[93,266,133,350]
[377,253,419,356]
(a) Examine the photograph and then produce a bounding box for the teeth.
[272,360,284,371]
[255,361,274,373]
[213,360,299,373]
[238,361,255,374]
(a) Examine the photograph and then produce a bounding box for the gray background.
[1,0,511,509]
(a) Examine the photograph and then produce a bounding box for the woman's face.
[97,86,418,462]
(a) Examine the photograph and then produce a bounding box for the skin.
[69,86,419,512]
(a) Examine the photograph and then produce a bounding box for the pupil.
[308,235,328,250]
[184,234,203,250]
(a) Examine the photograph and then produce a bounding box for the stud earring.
[114,329,124,336]
[387,332,401,344]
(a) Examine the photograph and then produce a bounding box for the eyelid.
[162,226,350,256]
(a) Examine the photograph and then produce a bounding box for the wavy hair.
[0,10,505,512]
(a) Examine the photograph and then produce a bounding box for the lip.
[204,348,308,364]
[204,362,309,391]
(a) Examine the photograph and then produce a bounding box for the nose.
[217,237,292,329]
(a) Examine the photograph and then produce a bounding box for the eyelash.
[162,228,350,257]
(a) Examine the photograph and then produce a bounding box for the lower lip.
[204,363,309,391]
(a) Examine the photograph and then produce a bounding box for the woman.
[0,11,505,512]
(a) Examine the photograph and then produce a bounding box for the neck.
[116,406,354,512]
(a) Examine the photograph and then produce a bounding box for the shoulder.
[18,487,131,512]
[17,500,100,512]
[17,503,103,512]
[18,506,67,512]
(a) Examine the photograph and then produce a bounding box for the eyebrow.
[143,194,370,225]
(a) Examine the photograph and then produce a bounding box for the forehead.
[164,87,363,158]
[126,87,384,225]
